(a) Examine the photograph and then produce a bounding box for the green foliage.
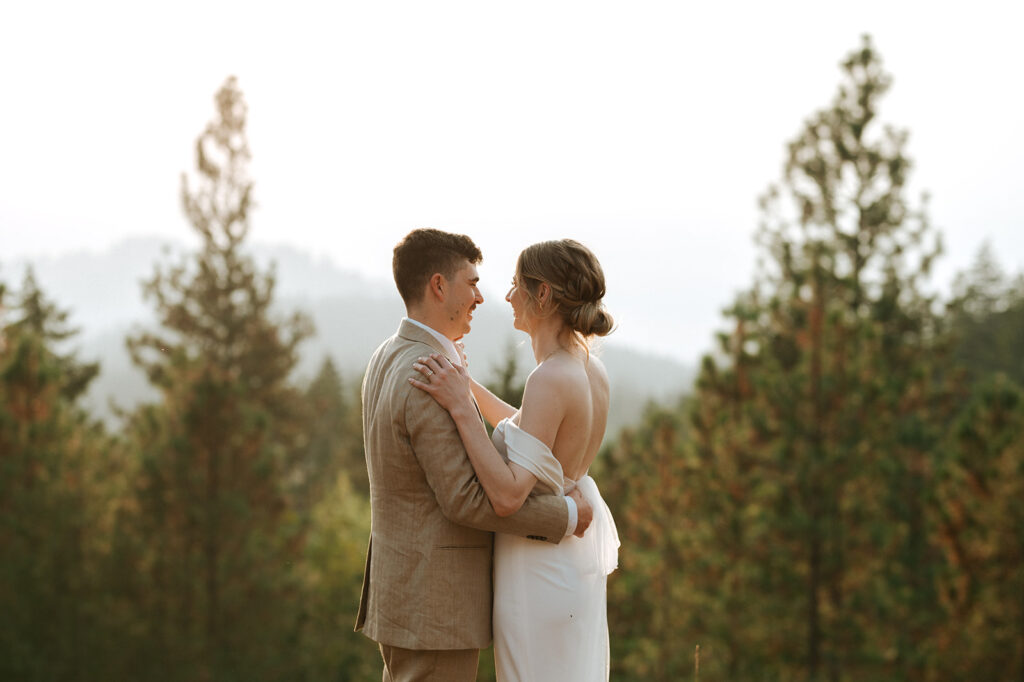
[0,272,127,681]
[597,36,1023,682]
[3,41,1022,682]
[0,258,381,681]
[297,356,368,505]
[930,375,1024,679]
[948,243,1024,387]
[8,268,99,400]
[290,471,378,681]
[593,401,712,679]
[485,340,526,409]
[117,76,321,680]
[694,37,954,679]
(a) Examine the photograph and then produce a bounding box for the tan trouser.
[380,643,479,682]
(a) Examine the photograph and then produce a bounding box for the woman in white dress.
[410,239,619,682]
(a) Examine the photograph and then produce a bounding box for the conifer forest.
[2,38,1021,681]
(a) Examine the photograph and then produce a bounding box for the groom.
[356,228,592,681]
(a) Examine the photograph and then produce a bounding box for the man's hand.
[568,487,593,538]
[455,341,469,368]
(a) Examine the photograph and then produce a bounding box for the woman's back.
[494,350,615,682]
[515,351,609,482]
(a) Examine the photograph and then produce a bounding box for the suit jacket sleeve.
[403,381,568,544]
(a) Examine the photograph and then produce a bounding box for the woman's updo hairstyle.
[515,239,615,346]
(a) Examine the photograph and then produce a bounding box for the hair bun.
[516,238,615,344]
[569,301,614,337]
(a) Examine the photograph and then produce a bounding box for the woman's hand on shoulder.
[409,353,475,419]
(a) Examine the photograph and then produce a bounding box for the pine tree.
[297,356,367,507]
[485,341,527,409]
[594,400,714,680]
[122,76,312,680]
[0,271,122,681]
[291,471,378,680]
[948,244,1024,387]
[690,36,955,681]
[931,375,1024,680]
[8,268,99,400]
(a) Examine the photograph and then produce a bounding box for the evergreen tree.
[0,271,122,681]
[931,375,1024,680]
[485,340,527,409]
[291,471,378,680]
[8,268,99,400]
[580,36,1024,682]
[593,400,711,680]
[122,76,312,681]
[690,36,954,681]
[298,355,367,506]
[948,244,1024,387]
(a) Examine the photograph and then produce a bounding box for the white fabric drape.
[491,418,618,681]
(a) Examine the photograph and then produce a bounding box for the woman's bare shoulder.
[522,354,587,403]
[586,354,610,389]
[524,357,572,392]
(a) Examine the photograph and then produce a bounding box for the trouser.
[379,642,479,682]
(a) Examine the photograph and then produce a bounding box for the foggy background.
[3,0,1021,366]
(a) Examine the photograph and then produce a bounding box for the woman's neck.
[529,318,573,364]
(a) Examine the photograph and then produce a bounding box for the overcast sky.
[1,1,1022,363]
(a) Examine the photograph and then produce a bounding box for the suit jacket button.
[527,535,546,541]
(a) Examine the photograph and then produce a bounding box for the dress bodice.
[492,417,570,495]
[491,417,618,577]
[490,417,621,682]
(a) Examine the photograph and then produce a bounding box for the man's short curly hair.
[392,228,483,306]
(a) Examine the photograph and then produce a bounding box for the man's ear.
[429,273,446,301]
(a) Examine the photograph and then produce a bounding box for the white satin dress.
[491,418,620,682]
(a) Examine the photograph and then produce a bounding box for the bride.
[410,239,619,681]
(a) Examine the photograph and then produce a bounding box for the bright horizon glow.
[2,1,1022,363]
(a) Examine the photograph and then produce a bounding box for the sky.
[1,1,1022,363]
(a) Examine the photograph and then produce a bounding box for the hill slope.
[5,237,696,438]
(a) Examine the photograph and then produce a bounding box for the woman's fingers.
[408,376,432,391]
[412,361,434,378]
[428,354,449,372]
[416,354,451,375]
[414,354,471,389]
[414,357,441,372]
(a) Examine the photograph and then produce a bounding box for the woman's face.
[505,275,532,333]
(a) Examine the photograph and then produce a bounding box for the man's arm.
[405,383,578,543]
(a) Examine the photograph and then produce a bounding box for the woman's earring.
[538,283,550,311]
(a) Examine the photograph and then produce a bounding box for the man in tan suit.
[356,229,592,681]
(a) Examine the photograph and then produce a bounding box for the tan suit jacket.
[355,320,569,650]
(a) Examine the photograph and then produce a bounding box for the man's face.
[445,261,484,340]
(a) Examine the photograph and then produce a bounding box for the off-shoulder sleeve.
[500,420,565,495]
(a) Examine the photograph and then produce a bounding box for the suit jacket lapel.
[397,319,455,363]
[397,319,485,424]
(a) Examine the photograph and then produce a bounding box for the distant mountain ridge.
[3,237,695,438]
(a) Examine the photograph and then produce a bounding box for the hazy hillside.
[4,237,695,439]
